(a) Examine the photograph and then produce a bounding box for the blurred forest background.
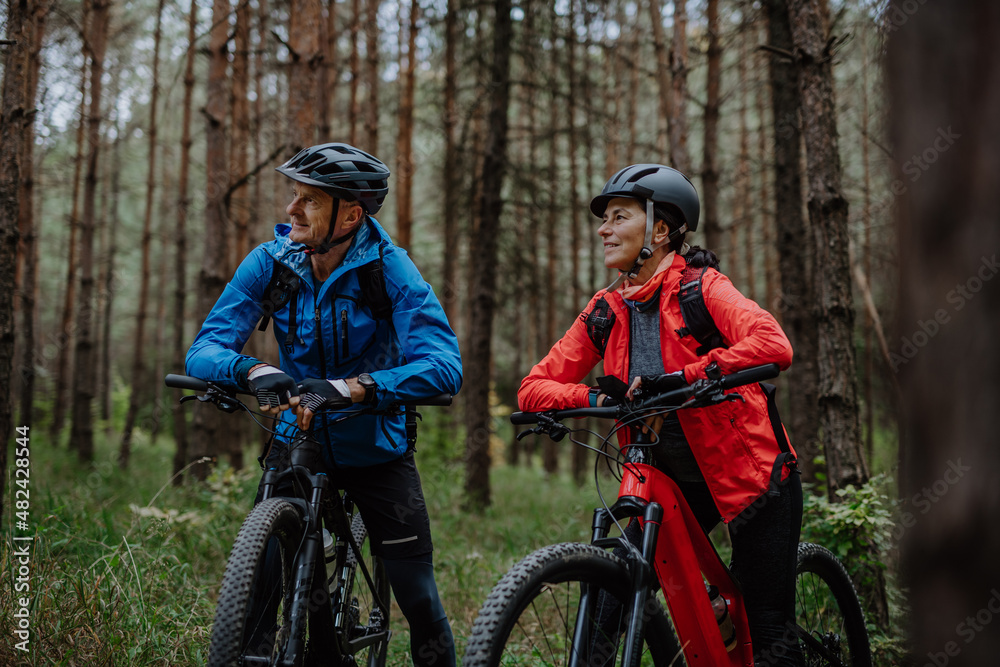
[3,0,999,663]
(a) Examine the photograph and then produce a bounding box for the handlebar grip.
[718,363,779,390]
[164,374,209,391]
[407,394,453,407]
[510,411,538,425]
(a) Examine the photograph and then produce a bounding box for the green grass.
[1,428,598,666]
[2,422,906,666]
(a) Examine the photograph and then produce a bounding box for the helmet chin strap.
[603,199,688,293]
[296,201,364,256]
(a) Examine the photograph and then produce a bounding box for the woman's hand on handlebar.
[625,371,686,435]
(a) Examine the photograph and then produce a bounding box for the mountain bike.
[165,373,451,667]
[462,363,871,667]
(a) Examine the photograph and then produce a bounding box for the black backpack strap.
[760,381,798,496]
[258,259,301,354]
[358,243,393,322]
[582,295,616,355]
[675,265,728,356]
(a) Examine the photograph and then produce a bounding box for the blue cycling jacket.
[186,218,463,467]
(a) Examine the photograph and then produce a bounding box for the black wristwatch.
[357,373,377,404]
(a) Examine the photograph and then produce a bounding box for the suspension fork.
[281,475,330,667]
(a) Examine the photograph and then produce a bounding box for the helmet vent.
[628,167,658,183]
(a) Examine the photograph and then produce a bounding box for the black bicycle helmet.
[276,142,390,214]
[590,163,700,232]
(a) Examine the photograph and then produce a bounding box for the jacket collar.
[270,217,391,286]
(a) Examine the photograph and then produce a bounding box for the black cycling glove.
[635,370,687,397]
[247,365,299,411]
[297,378,353,413]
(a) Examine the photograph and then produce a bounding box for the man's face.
[286,183,335,247]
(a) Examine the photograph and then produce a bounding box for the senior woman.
[518,164,804,666]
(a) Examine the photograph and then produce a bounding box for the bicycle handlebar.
[164,374,453,408]
[510,363,779,426]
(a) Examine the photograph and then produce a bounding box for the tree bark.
[120,0,165,468]
[647,0,671,156]
[288,0,322,152]
[51,9,90,442]
[363,0,379,153]
[191,0,233,480]
[100,129,121,428]
[701,0,722,251]
[787,0,868,493]
[890,7,1000,662]
[395,0,418,249]
[734,23,752,297]
[0,0,31,521]
[69,0,111,461]
[464,0,513,510]
[347,0,361,146]
[668,0,690,174]
[172,0,198,482]
[762,0,820,484]
[441,0,459,331]
[16,0,48,430]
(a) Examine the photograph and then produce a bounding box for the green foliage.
[801,475,908,666]
[0,427,596,666]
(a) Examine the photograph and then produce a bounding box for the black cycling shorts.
[255,450,434,560]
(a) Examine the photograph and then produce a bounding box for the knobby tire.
[794,542,872,667]
[208,498,304,667]
[462,542,681,667]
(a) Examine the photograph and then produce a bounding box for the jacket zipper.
[341,309,349,362]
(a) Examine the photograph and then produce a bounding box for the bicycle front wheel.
[463,542,680,667]
[331,511,391,667]
[208,497,304,667]
[794,542,872,667]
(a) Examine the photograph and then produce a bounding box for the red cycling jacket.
[518,253,795,523]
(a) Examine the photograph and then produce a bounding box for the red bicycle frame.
[618,462,754,667]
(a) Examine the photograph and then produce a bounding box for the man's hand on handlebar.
[248,364,301,416]
[296,378,354,430]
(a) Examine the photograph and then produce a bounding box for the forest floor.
[1,418,905,665]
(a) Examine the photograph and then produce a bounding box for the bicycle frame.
[257,434,390,665]
[603,461,754,666]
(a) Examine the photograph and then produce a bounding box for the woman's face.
[598,197,649,271]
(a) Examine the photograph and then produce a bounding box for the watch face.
[358,373,375,388]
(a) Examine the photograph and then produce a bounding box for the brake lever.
[517,413,570,442]
[185,390,241,413]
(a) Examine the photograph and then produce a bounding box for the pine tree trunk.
[0,0,31,519]
[734,24,752,297]
[395,0,418,249]
[68,0,111,461]
[542,68,559,477]
[762,0,820,483]
[669,0,690,174]
[648,0,671,156]
[891,4,1000,660]
[364,0,379,153]
[120,0,165,468]
[16,0,48,430]
[190,0,232,481]
[51,28,89,442]
[150,160,172,443]
[464,0,513,511]
[288,0,321,152]
[786,0,868,493]
[701,0,722,251]
[171,0,198,482]
[100,131,121,427]
[859,31,874,466]
[441,0,459,332]
[231,0,251,262]
[348,0,361,146]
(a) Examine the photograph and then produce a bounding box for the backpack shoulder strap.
[582,295,616,355]
[358,243,393,322]
[675,264,728,356]
[258,259,301,356]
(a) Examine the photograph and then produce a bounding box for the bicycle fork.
[570,499,664,667]
[283,477,331,666]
